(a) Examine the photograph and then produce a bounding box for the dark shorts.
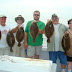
[67,56,72,62]
[49,51,67,65]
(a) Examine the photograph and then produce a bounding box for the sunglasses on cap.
[52,18,58,20]
[17,17,23,20]
[34,14,40,16]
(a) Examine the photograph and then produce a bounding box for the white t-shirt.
[0,25,10,48]
[53,24,60,51]
[11,23,26,43]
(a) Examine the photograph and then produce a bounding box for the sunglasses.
[17,17,22,20]
[34,14,40,16]
[52,18,58,20]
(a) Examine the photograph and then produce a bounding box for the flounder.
[6,30,15,52]
[29,21,39,43]
[16,26,24,47]
[44,20,54,43]
[61,32,70,56]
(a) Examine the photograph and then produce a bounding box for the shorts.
[0,47,10,56]
[27,45,42,57]
[13,43,25,57]
[49,51,67,65]
[67,56,72,62]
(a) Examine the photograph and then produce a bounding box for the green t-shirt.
[25,20,45,46]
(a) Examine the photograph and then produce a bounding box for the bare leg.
[35,55,39,59]
[61,64,66,72]
[61,64,66,69]
[28,56,33,58]
[67,62,72,72]
[68,62,72,70]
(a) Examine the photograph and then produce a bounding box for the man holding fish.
[24,10,45,59]
[0,15,10,56]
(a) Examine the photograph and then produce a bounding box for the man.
[24,10,45,59]
[47,14,68,72]
[12,15,26,57]
[0,15,10,55]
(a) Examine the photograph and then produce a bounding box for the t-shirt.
[25,20,45,46]
[53,24,60,51]
[0,25,10,48]
[11,23,26,43]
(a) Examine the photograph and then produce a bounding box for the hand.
[24,42,28,49]
[33,20,36,22]
[47,19,52,23]
[18,24,21,28]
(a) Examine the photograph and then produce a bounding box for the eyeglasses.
[34,14,40,16]
[69,23,72,24]
[17,17,22,20]
[52,18,58,20]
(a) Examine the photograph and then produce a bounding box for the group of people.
[0,10,72,72]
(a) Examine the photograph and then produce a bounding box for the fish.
[0,30,1,40]
[44,20,54,43]
[6,30,15,52]
[16,26,24,47]
[61,32,70,55]
[29,21,39,43]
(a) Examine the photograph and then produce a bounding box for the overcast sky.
[0,0,72,26]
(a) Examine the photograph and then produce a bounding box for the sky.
[0,0,72,26]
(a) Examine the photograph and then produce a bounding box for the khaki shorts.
[13,43,25,57]
[0,47,10,56]
[27,45,42,57]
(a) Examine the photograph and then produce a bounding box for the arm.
[24,32,28,49]
[24,22,29,49]
[64,25,69,31]
[12,26,18,33]
[66,26,69,31]
[39,22,45,34]
[12,24,21,33]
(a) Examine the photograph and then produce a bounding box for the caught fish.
[16,26,24,47]
[30,21,39,43]
[6,30,15,52]
[0,30,1,40]
[44,20,54,43]
[61,32,70,55]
